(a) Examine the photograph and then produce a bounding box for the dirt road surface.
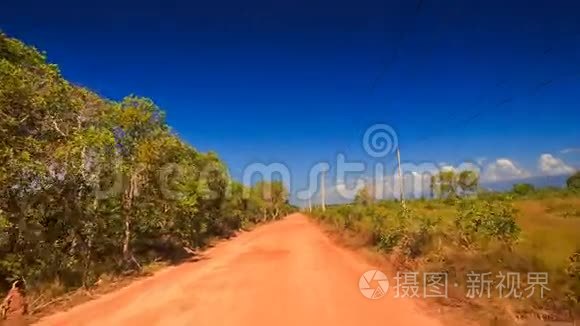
[36,213,447,326]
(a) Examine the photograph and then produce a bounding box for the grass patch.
[309,195,580,324]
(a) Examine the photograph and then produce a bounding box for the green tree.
[458,170,479,195]
[113,96,168,267]
[455,199,520,247]
[354,185,374,206]
[567,172,580,191]
[431,170,479,198]
[251,181,289,221]
[512,183,535,196]
[0,32,290,294]
[431,171,457,199]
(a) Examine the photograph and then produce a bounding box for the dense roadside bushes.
[310,194,580,322]
[0,33,293,297]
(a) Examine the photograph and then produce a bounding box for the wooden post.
[397,148,406,207]
[321,170,326,212]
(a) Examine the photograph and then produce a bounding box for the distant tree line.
[353,168,579,204]
[430,170,479,199]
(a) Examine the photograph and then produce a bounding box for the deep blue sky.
[2,0,579,203]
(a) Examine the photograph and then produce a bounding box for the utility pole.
[308,190,312,212]
[396,147,406,207]
[321,170,326,212]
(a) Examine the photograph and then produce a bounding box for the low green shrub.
[455,199,520,248]
[308,197,580,320]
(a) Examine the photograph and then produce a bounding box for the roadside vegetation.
[0,32,294,311]
[310,171,580,324]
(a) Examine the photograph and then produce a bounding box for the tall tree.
[114,96,168,267]
[458,170,479,195]
[567,172,580,191]
[354,185,374,206]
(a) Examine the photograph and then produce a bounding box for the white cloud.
[482,158,531,182]
[334,177,366,201]
[538,153,575,176]
[561,148,580,154]
[475,157,487,165]
[335,180,365,193]
[335,183,346,192]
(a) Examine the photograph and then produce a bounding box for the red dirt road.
[36,214,446,326]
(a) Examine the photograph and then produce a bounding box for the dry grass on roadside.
[308,195,580,325]
[25,261,170,323]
